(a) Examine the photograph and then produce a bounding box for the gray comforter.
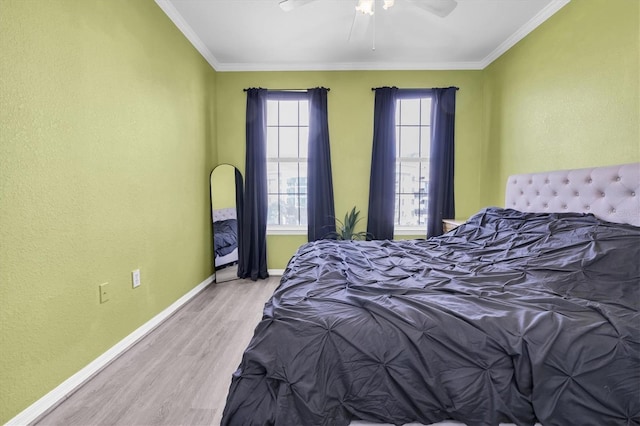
[222,208,640,426]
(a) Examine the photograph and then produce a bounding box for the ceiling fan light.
[355,0,374,15]
[382,0,394,10]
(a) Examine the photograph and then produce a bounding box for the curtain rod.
[243,88,330,92]
[370,86,459,91]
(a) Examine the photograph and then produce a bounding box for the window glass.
[420,98,431,124]
[299,127,309,158]
[266,101,279,126]
[420,127,431,158]
[399,99,420,125]
[279,163,298,193]
[299,163,308,193]
[279,101,299,126]
[267,96,309,227]
[266,162,279,193]
[267,194,279,224]
[266,127,278,157]
[398,194,419,226]
[399,162,420,193]
[279,127,298,158]
[299,102,309,126]
[278,195,290,224]
[299,195,308,225]
[395,95,432,227]
[400,127,420,158]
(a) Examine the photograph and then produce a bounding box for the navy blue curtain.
[234,168,244,278]
[307,88,336,241]
[366,87,398,240]
[427,87,457,238]
[239,88,269,281]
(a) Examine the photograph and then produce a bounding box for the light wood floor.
[35,276,281,426]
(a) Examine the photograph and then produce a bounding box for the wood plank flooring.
[35,276,281,426]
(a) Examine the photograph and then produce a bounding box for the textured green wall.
[0,0,217,422]
[211,165,236,210]
[481,0,640,206]
[215,71,484,269]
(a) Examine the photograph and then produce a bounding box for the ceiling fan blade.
[279,0,318,12]
[404,0,458,17]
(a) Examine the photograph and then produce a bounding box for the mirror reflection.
[210,164,243,283]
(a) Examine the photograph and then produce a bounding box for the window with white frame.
[266,96,309,228]
[395,96,432,227]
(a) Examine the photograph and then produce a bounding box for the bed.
[213,207,239,269]
[221,163,640,426]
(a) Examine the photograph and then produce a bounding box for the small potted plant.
[326,207,372,240]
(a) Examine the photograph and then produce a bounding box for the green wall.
[211,164,237,210]
[0,0,217,422]
[481,0,640,206]
[216,71,484,268]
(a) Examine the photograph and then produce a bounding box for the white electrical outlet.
[132,269,141,288]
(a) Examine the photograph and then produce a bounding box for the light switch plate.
[132,269,141,288]
[99,282,109,303]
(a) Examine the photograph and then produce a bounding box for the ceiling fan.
[279,0,458,18]
[279,0,458,48]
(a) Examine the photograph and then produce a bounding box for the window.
[395,96,431,227]
[266,95,309,229]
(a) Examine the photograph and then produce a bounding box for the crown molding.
[479,0,571,69]
[154,0,221,70]
[214,60,484,72]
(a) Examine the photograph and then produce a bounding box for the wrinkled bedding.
[213,219,238,257]
[221,208,640,426]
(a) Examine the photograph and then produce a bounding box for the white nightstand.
[442,219,465,233]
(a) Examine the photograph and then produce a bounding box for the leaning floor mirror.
[210,164,243,283]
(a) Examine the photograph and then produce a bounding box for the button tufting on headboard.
[213,207,237,222]
[505,163,640,226]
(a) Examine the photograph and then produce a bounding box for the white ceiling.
[155,0,570,72]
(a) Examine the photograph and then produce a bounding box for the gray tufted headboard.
[213,207,237,222]
[505,163,640,227]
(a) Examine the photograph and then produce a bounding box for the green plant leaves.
[332,207,369,240]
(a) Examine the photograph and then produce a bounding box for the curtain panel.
[307,88,336,241]
[239,88,269,281]
[427,87,457,238]
[234,168,245,277]
[366,87,398,240]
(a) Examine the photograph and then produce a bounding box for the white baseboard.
[268,269,285,276]
[6,274,215,426]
